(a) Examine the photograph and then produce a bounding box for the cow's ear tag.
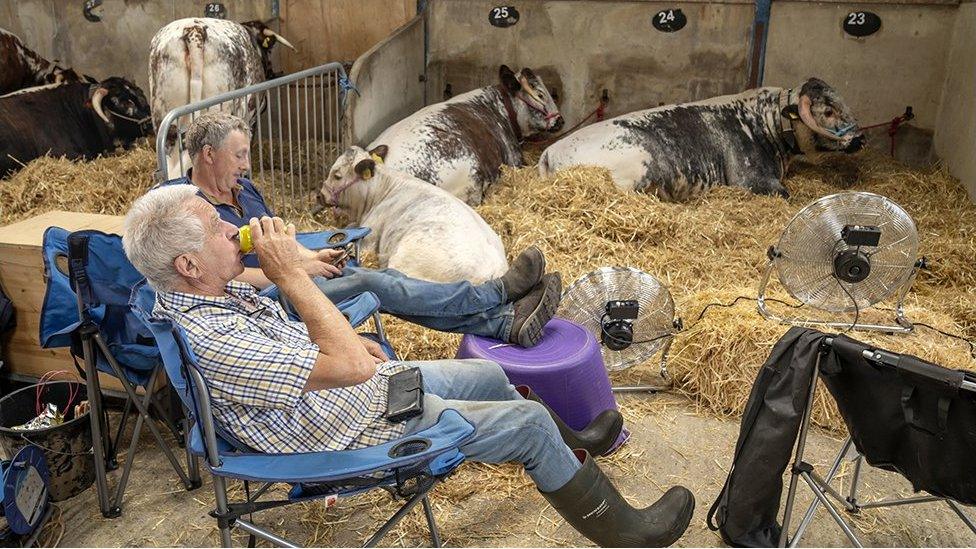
[782,105,800,120]
[262,37,272,49]
[362,168,373,180]
[370,154,384,164]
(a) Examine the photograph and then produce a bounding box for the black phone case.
[385,367,424,423]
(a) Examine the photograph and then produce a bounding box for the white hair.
[123,185,204,292]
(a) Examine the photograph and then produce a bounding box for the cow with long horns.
[149,18,295,178]
[0,76,151,176]
[539,78,865,200]
[0,27,87,95]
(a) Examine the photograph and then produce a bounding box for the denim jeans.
[307,267,515,340]
[402,359,581,492]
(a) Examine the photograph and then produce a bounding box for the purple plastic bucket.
[456,317,629,453]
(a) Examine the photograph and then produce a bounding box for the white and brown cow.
[540,78,865,201]
[320,145,508,284]
[0,27,86,95]
[149,18,294,178]
[368,65,564,206]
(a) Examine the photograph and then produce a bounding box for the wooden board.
[0,211,128,392]
[279,0,416,71]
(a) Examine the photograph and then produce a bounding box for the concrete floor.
[29,393,976,547]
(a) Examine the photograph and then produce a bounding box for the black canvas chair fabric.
[707,327,828,547]
[823,334,976,505]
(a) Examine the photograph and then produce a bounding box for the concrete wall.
[764,0,957,164]
[0,0,274,94]
[427,0,754,126]
[344,15,426,146]
[933,1,976,200]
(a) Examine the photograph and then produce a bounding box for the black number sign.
[489,6,519,27]
[83,0,102,22]
[652,9,687,32]
[204,2,227,19]
[843,11,881,37]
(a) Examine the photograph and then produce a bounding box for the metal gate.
[154,62,351,216]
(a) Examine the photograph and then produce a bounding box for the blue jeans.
[403,359,581,492]
[309,267,514,340]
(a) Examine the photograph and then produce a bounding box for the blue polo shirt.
[158,172,273,267]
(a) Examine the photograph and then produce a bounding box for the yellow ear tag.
[238,225,253,253]
[370,154,383,164]
[362,168,372,180]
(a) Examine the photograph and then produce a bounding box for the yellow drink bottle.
[238,225,253,253]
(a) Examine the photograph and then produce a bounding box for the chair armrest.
[296,227,371,251]
[208,409,476,483]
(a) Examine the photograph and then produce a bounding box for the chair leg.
[778,352,823,547]
[422,494,441,547]
[185,416,202,487]
[213,476,235,548]
[364,482,436,547]
[790,437,855,547]
[79,331,122,518]
[94,334,194,489]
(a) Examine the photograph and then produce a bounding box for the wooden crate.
[0,211,128,393]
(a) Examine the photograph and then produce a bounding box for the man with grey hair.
[121,185,694,548]
[157,111,560,347]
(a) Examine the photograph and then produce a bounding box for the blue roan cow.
[368,65,564,206]
[539,78,864,200]
[0,77,150,176]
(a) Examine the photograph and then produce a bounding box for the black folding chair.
[780,334,976,547]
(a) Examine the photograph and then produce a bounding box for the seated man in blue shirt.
[158,112,559,347]
[122,185,694,547]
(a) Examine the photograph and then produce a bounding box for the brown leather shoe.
[499,246,546,302]
[509,272,562,347]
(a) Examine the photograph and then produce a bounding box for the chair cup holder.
[388,438,431,458]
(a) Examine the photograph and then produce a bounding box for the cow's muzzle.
[844,134,866,154]
[550,115,565,132]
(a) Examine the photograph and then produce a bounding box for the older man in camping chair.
[121,185,695,547]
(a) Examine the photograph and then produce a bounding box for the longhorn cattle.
[321,145,508,284]
[539,78,865,201]
[0,77,150,176]
[368,65,564,206]
[0,27,86,95]
[148,18,295,178]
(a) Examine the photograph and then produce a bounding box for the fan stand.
[756,258,922,334]
[611,335,675,393]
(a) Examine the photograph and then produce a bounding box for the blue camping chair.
[131,279,477,547]
[38,225,381,518]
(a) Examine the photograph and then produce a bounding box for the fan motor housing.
[834,249,872,283]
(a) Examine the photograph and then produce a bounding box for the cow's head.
[240,21,296,79]
[319,145,388,218]
[794,78,864,155]
[499,65,564,134]
[91,77,152,142]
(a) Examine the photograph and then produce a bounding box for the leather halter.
[777,88,802,155]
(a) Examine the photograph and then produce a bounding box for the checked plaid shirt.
[155,281,408,453]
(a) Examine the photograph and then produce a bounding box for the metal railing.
[155,62,350,213]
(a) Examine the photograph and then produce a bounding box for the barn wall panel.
[933,1,976,201]
[427,0,754,127]
[764,1,955,164]
[279,0,416,70]
[344,14,426,146]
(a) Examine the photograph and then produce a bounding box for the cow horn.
[798,94,838,140]
[263,28,296,51]
[517,73,542,102]
[91,87,111,124]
